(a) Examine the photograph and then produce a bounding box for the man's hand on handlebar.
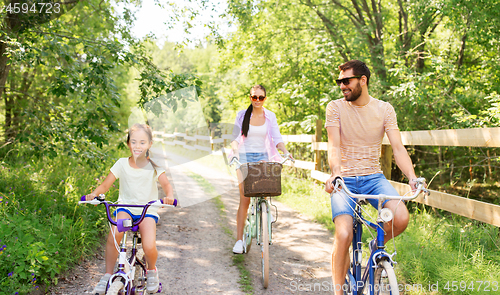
[325,175,342,194]
[410,177,429,195]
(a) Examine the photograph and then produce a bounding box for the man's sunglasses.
[336,76,362,86]
[251,95,266,101]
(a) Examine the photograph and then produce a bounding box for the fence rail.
[154,126,500,227]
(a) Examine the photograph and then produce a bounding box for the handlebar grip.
[160,199,178,207]
[81,195,87,202]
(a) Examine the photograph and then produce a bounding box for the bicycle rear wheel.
[373,259,399,295]
[260,201,269,288]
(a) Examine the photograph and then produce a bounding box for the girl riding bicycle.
[85,123,175,294]
[229,84,292,254]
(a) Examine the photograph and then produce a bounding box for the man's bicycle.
[331,177,428,295]
[79,195,177,295]
[229,154,293,288]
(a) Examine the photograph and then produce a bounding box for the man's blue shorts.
[330,173,400,221]
[114,208,159,224]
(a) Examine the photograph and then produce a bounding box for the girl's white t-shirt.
[244,121,267,153]
[110,158,165,218]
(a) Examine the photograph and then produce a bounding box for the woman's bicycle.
[229,154,293,288]
[330,177,428,295]
[79,195,177,295]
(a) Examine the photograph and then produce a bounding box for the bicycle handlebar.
[228,153,295,169]
[78,195,177,228]
[332,177,429,201]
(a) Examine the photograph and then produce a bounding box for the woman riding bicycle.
[229,84,292,254]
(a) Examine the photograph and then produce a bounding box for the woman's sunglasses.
[251,95,266,101]
[335,76,362,86]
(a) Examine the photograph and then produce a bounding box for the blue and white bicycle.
[331,177,428,295]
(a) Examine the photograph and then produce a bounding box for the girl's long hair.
[241,84,266,137]
[127,123,159,170]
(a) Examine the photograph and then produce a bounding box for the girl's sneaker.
[93,273,111,295]
[146,267,160,293]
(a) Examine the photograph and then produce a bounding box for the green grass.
[0,154,120,294]
[277,174,500,295]
[186,172,253,294]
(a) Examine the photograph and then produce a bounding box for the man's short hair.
[339,60,371,87]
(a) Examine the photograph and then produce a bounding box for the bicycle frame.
[79,196,176,294]
[245,196,273,251]
[347,202,395,295]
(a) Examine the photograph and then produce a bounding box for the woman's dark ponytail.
[241,103,253,137]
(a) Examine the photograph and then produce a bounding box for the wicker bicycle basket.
[240,162,283,197]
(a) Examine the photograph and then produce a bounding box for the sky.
[128,0,231,46]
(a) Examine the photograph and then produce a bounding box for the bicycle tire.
[107,279,125,295]
[243,213,253,253]
[260,201,269,288]
[373,259,399,295]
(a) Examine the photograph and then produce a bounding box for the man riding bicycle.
[323,60,425,294]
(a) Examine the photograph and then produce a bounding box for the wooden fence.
[154,126,500,227]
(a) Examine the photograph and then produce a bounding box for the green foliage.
[0,154,118,293]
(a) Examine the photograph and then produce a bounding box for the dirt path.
[47,148,335,294]
[165,150,335,294]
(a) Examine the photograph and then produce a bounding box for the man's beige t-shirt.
[110,158,166,218]
[325,97,399,177]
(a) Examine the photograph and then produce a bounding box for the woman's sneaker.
[146,268,160,293]
[93,273,111,295]
[233,240,244,254]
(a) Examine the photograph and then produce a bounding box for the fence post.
[211,130,215,152]
[314,119,323,171]
[381,145,393,179]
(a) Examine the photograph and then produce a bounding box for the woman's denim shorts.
[330,173,400,221]
[239,152,268,164]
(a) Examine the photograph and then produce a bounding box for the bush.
[0,154,119,294]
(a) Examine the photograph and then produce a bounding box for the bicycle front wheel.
[107,279,125,295]
[373,259,399,295]
[260,201,269,288]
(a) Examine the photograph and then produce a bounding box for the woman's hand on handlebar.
[284,153,295,162]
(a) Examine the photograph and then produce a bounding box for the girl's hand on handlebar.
[85,193,96,201]
[163,196,175,206]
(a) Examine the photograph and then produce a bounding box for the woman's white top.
[244,121,267,153]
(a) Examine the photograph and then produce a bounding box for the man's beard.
[344,83,362,102]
